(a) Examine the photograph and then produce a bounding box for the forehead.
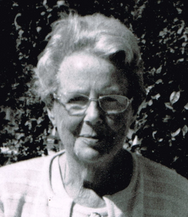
[57,52,128,95]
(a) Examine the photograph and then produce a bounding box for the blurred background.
[0,0,188,178]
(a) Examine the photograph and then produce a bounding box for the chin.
[74,143,122,167]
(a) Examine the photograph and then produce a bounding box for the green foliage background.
[0,0,188,178]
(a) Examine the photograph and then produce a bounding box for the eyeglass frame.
[53,92,133,116]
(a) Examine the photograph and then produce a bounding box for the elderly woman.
[1,13,188,217]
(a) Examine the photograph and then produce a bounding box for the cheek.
[55,110,83,143]
[106,113,129,132]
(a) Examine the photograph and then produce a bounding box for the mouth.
[78,133,115,155]
[79,134,103,141]
[80,135,102,143]
[79,134,104,148]
[79,133,113,155]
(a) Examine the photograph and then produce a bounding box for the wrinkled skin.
[48,52,135,167]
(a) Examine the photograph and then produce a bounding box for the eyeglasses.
[53,93,132,116]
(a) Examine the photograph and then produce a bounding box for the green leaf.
[165,102,173,110]
[182,125,188,137]
[170,91,180,104]
[171,128,181,137]
[184,103,188,110]
[151,93,160,100]
[156,66,162,74]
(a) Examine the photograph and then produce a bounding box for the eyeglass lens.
[64,95,129,114]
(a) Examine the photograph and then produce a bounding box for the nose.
[83,101,103,125]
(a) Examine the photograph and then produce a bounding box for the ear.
[129,109,137,128]
[47,108,56,126]
[130,114,136,127]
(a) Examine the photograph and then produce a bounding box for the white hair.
[34,13,145,111]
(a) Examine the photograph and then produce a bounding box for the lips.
[79,133,104,141]
[78,125,110,151]
[80,134,101,139]
[79,134,104,147]
[79,132,114,154]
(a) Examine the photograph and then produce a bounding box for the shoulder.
[135,154,188,214]
[136,153,188,186]
[0,151,65,191]
[0,155,55,216]
[0,156,46,178]
[0,156,51,195]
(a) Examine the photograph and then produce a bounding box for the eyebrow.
[61,91,89,96]
[60,86,127,97]
[99,87,127,96]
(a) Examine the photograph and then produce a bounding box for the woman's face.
[48,52,134,165]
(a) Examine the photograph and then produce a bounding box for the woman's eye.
[67,96,88,105]
[103,97,117,103]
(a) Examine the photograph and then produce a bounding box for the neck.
[60,149,133,194]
